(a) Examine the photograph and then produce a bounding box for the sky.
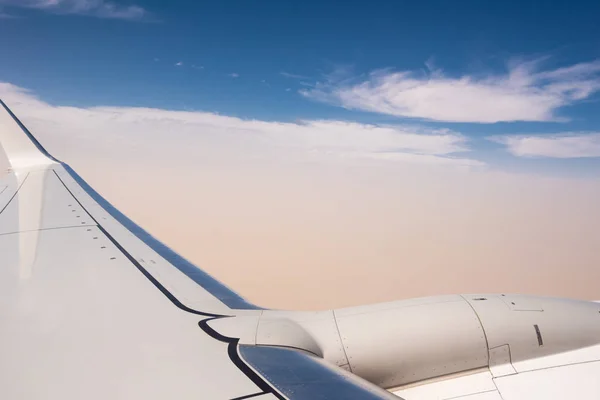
[0,0,600,174]
[0,0,599,309]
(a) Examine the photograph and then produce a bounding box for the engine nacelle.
[212,294,600,390]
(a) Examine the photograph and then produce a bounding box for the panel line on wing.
[230,392,269,400]
[0,173,28,216]
[0,224,96,237]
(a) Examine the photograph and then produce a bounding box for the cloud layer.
[1,82,599,310]
[2,80,597,165]
[0,0,146,20]
[0,82,481,168]
[492,133,600,158]
[301,60,600,123]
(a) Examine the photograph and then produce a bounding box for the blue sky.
[0,0,599,175]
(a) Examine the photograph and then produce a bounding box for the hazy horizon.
[64,158,600,310]
[1,87,598,310]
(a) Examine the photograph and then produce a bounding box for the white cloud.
[0,10,17,18]
[0,81,482,168]
[0,0,147,20]
[175,61,183,67]
[365,152,485,167]
[280,71,310,80]
[229,73,240,78]
[301,59,600,123]
[492,133,600,158]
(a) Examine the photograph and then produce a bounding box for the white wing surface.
[1,99,600,400]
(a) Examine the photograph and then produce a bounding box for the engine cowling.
[210,294,600,390]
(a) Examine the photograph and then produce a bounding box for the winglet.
[0,99,58,172]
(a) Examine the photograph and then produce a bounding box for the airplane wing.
[1,99,600,399]
[0,100,396,400]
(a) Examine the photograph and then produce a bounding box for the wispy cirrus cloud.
[301,59,600,123]
[491,133,600,158]
[0,0,147,20]
[0,8,17,18]
[0,81,482,168]
[280,71,311,80]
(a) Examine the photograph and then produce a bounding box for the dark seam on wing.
[53,169,222,318]
[231,392,269,399]
[0,172,29,216]
[0,225,94,237]
[199,318,286,400]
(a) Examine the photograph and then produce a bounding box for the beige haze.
[54,161,600,310]
[1,84,599,310]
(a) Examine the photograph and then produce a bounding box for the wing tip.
[0,99,60,170]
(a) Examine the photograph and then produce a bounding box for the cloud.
[175,61,183,67]
[280,71,311,80]
[491,133,600,158]
[0,10,17,18]
[0,0,147,20]
[365,152,485,167]
[301,59,600,123]
[229,73,240,78]
[0,81,481,168]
